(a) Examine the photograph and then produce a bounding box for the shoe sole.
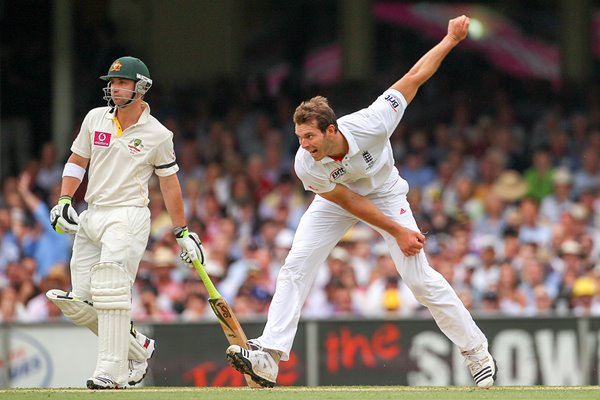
[226,350,275,388]
[86,379,124,390]
[128,345,156,386]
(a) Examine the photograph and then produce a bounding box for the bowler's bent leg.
[258,197,356,360]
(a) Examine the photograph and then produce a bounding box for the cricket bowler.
[227,15,497,389]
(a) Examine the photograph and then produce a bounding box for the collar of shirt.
[103,101,151,126]
[319,128,360,164]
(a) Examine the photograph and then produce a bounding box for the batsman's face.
[296,121,334,161]
[109,78,137,105]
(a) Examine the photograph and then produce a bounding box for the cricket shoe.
[86,375,125,390]
[462,343,498,388]
[128,359,149,386]
[128,327,156,386]
[226,344,278,387]
[246,339,263,350]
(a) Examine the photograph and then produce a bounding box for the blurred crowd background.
[1,1,600,324]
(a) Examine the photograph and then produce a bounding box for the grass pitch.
[0,386,599,400]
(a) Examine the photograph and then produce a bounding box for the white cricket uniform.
[70,103,179,300]
[257,89,486,359]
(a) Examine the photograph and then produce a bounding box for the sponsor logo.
[109,60,122,72]
[330,167,346,180]
[384,94,400,112]
[93,131,112,147]
[3,331,53,387]
[362,151,374,170]
[128,138,144,154]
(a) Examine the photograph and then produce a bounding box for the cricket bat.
[191,258,261,388]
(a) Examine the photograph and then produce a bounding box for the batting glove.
[174,226,206,266]
[50,196,79,234]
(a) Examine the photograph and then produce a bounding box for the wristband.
[58,196,72,205]
[173,226,189,238]
[62,162,86,180]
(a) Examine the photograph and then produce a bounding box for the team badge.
[128,138,144,154]
[110,60,122,72]
[362,151,375,169]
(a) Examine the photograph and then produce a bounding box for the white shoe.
[246,339,263,350]
[462,343,497,388]
[226,345,278,387]
[86,375,124,390]
[128,359,149,386]
[128,327,155,386]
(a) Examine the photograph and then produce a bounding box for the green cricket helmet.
[100,56,152,95]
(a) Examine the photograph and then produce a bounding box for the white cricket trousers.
[258,190,487,361]
[70,205,150,384]
[70,205,151,301]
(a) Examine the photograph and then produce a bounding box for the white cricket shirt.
[295,89,409,197]
[71,103,179,207]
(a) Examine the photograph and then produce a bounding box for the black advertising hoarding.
[478,317,594,386]
[149,321,307,386]
[317,319,427,385]
[147,317,600,386]
[317,317,599,386]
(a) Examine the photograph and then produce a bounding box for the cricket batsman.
[47,56,204,389]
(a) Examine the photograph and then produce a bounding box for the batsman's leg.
[60,206,155,387]
[88,261,131,389]
[46,289,155,385]
[127,324,155,386]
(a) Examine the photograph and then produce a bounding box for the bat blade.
[208,297,249,346]
[208,296,262,388]
[191,258,261,387]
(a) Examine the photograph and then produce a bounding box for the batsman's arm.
[60,153,89,197]
[158,174,186,228]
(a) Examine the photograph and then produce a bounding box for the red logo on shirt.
[94,131,112,147]
[400,208,406,215]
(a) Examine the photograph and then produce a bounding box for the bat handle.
[191,259,221,299]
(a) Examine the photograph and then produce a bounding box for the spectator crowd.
[2,69,600,324]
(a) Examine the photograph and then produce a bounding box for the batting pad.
[46,289,152,362]
[90,262,131,385]
[129,324,156,361]
[46,289,98,331]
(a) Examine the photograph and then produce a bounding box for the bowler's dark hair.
[293,96,337,132]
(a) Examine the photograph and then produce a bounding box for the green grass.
[0,387,599,400]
